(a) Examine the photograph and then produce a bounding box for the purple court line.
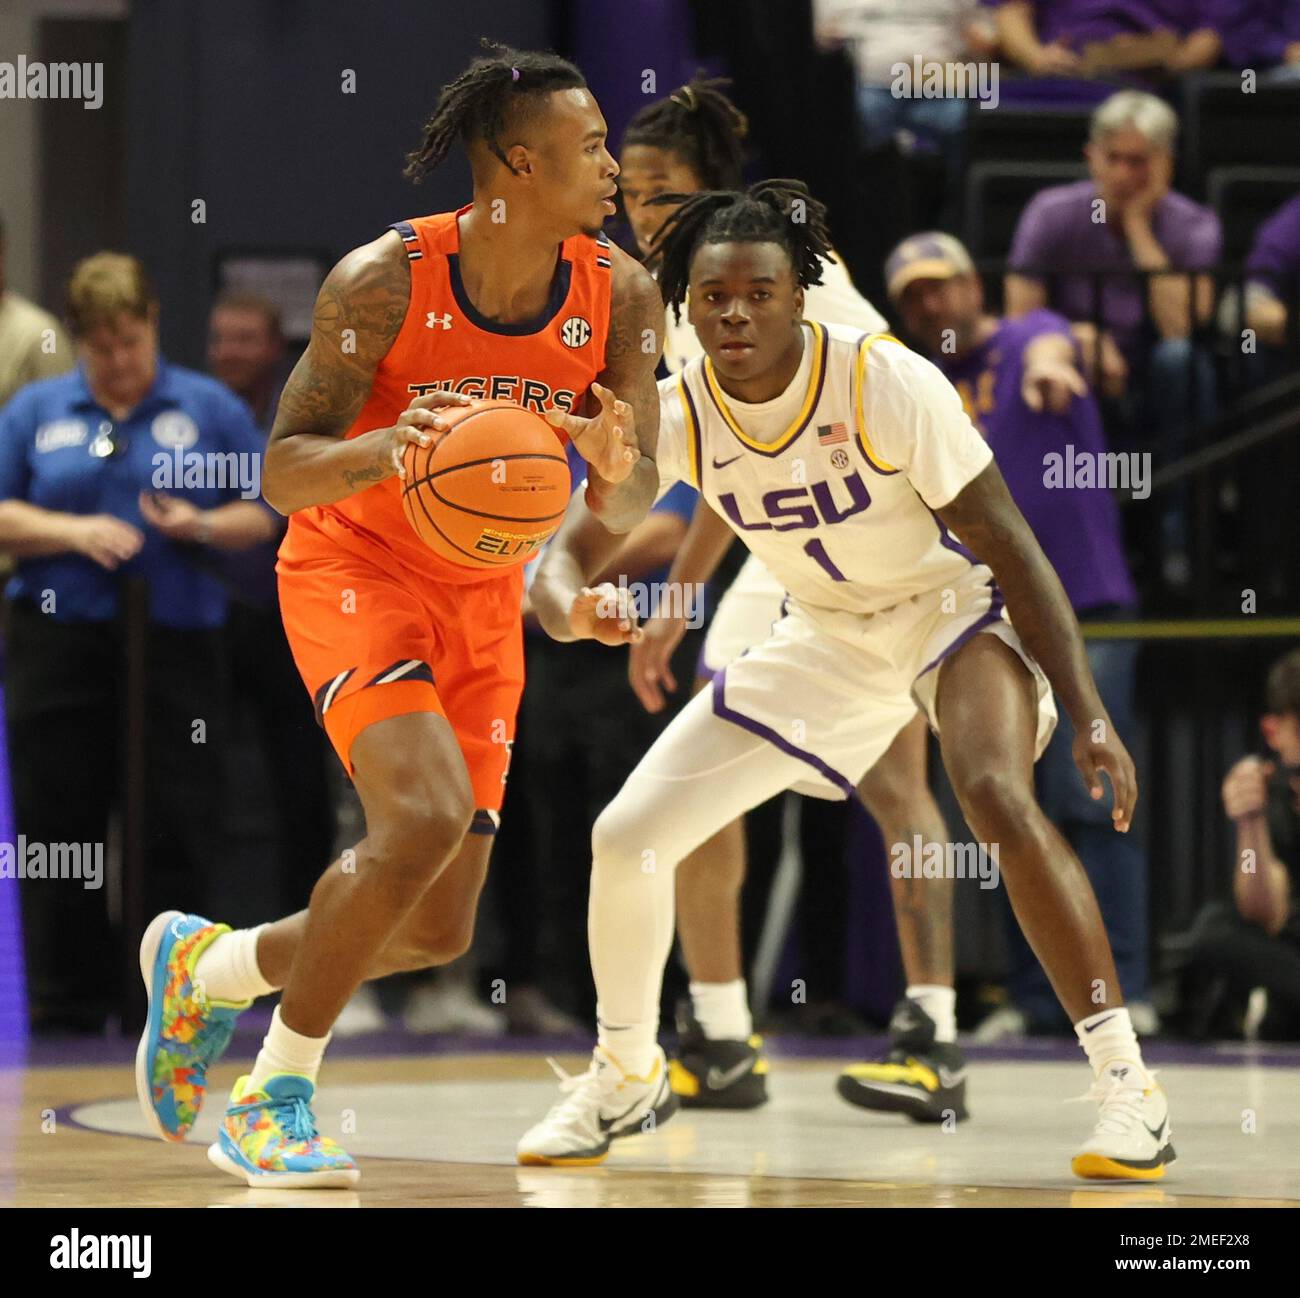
[0,687,27,1050]
[19,1025,1300,1071]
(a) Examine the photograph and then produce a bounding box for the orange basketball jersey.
[280,205,614,582]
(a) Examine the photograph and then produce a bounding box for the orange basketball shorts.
[276,543,525,816]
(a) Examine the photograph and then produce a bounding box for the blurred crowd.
[2,0,1299,1042]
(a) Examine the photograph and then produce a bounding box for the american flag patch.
[817,422,848,446]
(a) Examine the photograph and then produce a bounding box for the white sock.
[907,984,957,1044]
[1075,1007,1148,1084]
[596,1019,659,1079]
[690,979,752,1041]
[193,925,277,1003]
[248,1005,331,1091]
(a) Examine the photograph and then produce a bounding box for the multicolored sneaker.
[135,910,251,1142]
[207,1074,360,1188]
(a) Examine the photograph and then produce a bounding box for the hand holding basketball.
[399,399,570,569]
[569,583,644,647]
[387,390,473,479]
[543,382,639,484]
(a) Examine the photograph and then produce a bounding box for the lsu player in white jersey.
[520,180,1173,1181]
[618,78,970,1120]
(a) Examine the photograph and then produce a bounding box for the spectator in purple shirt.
[1007,90,1219,395]
[1229,0,1300,72]
[1245,192,1300,352]
[993,1,1225,77]
[1006,90,1219,586]
[887,231,1156,1038]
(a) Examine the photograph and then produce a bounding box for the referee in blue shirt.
[0,253,278,1034]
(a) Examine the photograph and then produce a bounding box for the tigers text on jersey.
[656,320,994,617]
[280,205,613,584]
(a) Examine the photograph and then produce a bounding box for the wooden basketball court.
[6,1040,1298,1208]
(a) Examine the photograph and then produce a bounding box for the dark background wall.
[124,0,557,366]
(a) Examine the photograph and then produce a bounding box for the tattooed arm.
[545,245,662,533]
[937,461,1137,830]
[261,232,469,515]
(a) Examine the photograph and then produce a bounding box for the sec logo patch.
[560,316,592,349]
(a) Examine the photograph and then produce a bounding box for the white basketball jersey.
[655,320,995,617]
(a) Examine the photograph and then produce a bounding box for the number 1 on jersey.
[803,537,847,582]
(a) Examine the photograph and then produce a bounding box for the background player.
[621,79,965,1119]
[134,43,663,1187]
[519,181,1172,1182]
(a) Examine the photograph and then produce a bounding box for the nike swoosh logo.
[1145,1118,1167,1142]
[599,1094,644,1132]
[937,1066,966,1089]
[706,1058,755,1089]
[711,453,743,469]
[1082,1014,1118,1033]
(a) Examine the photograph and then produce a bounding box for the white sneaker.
[332,985,386,1037]
[1128,1000,1160,1036]
[517,1045,679,1166]
[971,1005,1027,1044]
[403,983,505,1036]
[1243,987,1269,1042]
[1071,1062,1175,1180]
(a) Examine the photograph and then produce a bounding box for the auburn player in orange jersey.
[134,43,664,1187]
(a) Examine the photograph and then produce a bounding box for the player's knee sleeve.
[591,794,665,879]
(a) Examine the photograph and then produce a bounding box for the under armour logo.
[426,312,452,330]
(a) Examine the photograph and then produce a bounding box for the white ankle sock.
[690,979,752,1041]
[596,1018,658,1079]
[248,1005,331,1091]
[1075,1007,1148,1084]
[193,925,277,1003]
[907,984,957,1044]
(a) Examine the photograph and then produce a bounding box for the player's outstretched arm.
[531,487,642,646]
[626,498,734,712]
[544,247,662,534]
[936,461,1138,831]
[261,233,470,515]
[664,496,735,591]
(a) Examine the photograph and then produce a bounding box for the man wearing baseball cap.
[878,232,1155,1041]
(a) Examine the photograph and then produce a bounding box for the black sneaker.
[668,999,769,1109]
[836,998,969,1123]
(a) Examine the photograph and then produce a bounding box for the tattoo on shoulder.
[270,233,410,443]
[604,248,664,374]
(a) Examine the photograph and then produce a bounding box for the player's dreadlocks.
[651,179,834,322]
[404,39,586,182]
[621,75,749,190]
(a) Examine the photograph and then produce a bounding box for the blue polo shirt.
[0,360,269,629]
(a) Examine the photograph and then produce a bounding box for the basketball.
[400,398,571,570]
